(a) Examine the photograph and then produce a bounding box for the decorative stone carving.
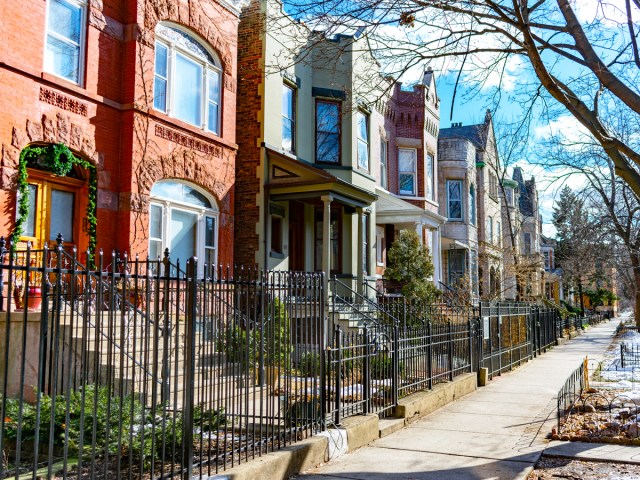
[154,124,222,157]
[26,120,43,143]
[11,127,26,150]
[39,87,88,116]
[70,124,82,149]
[224,74,236,93]
[56,113,69,144]
[0,167,17,191]
[2,144,18,169]
[119,192,149,213]
[81,136,96,160]
[42,114,56,143]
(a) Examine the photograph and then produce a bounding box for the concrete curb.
[542,440,640,465]
[211,373,477,479]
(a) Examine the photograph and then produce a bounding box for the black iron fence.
[0,243,611,478]
[0,243,325,479]
[557,361,586,432]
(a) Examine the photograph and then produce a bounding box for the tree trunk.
[578,283,585,314]
[631,254,640,326]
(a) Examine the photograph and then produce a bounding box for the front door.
[21,173,84,250]
[169,209,198,265]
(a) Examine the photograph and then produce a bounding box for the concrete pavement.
[295,319,621,480]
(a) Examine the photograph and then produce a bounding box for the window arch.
[149,180,219,271]
[154,23,222,134]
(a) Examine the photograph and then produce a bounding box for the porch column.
[356,207,364,296]
[321,195,332,293]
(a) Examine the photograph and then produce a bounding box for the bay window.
[398,148,417,196]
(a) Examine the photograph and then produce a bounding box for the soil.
[528,456,640,480]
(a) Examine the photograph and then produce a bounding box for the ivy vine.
[11,143,97,264]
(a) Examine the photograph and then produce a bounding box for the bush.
[1,385,225,466]
[370,355,405,380]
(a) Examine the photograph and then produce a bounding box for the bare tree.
[280,0,640,197]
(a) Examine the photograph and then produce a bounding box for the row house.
[235,0,444,298]
[437,112,503,301]
[0,0,242,270]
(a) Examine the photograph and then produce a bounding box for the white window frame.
[398,148,417,196]
[149,182,219,276]
[357,111,369,171]
[426,153,434,201]
[380,140,388,189]
[282,83,296,153]
[44,0,87,85]
[469,184,476,225]
[154,23,222,135]
[446,179,463,221]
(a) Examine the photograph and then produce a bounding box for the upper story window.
[544,250,550,269]
[524,232,532,255]
[154,23,222,135]
[316,100,340,163]
[447,179,463,221]
[398,148,417,196]
[282,83,296,153]
[380,140,388,189]
[486,216,493,243]
[496,221,501,247]
[44,0,87,84]
[357,112,369,170]
[469,184,476,225]
[505,187,514,206]
[426,153,434,201]
[489,172,498,199]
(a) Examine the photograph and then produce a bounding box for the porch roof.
[375,187,446,228]
[441,237,471,250]
[265,146,377,208]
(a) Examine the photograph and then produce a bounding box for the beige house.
[437,112,504,301]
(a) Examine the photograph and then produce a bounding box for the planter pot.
[13,286,24,310]
[26,286,42,310]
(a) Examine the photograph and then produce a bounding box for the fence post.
[0,237,5,312]
[392,322,399,407]
[182,257,197,480]
[448,321,454,381]
[362,323,370,415]
[468,319,473,373]
[427,321,433,390]
[334,324,342,426]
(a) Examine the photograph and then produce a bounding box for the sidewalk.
[296,319,621,480]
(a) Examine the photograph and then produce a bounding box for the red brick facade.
[0,0,239,266]
[234,0,264,267]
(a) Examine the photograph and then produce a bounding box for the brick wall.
[234,0,264,267]
[0,0,238,267]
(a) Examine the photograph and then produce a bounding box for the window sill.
[270,251,285,259]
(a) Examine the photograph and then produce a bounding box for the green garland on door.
[11,144,98,263]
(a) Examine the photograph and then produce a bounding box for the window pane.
[205,216,216,247]
[208,102,219,134]
[154,77,167,111]
[357,113,368,141]
[282,118,293,152]
[155,43,168,77]
[49,189,74,241]
[399,174,414,195]
[208,71,220,133]
[283,85,293,118]
[426,154,433,200]
[174,53,202,126]
[24,185,37,237]
[169,209,197,263]
[398,149,415,172]
[357,139,369,170]
[149,239,163,260]
[316,102,339,133]
[49,0,82,44]
[316,132,339,163]
[45,35,80,82]
[150,204,163,239]
[448,181,461,200]
[449,200,461,220]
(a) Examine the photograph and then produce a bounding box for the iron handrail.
[329,276,401,326]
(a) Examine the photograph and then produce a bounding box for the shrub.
[297,352,322,377]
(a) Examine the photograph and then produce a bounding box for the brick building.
[0,0,242,269]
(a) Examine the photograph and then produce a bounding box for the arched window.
[149,180,219,270]
[154,23,222,134]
